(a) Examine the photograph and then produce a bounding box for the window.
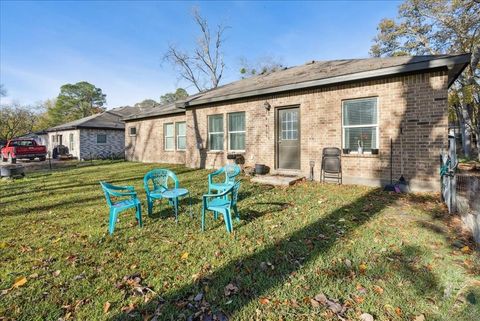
[342,97,378,152]
[281,110,298,140]
[129,127,137,136]
[176,122,186,151]
[228,112,245,151]
[69,133,74,151]
[97,134,107,144]
[164,123,174,150]
[208,115,224,151]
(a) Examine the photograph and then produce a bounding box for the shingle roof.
[46,106,141,132]
[123,102,186,121]
[125,54,470,121]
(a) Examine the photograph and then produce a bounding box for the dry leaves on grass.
[259,297,270,305]
[309,292,347,317]
[12,276,27,288]
[103,301,111,314]
[2,276,28,295]
[358,263,367,274]
[360,313,374,321]
[224,283,239,297]
[372,285,384,295]
[116,273,156,301]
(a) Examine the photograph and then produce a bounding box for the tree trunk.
[455,106,470,158]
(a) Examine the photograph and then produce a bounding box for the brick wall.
[185,70,449,191]
[79,129,125,160]
[125,114,186,164]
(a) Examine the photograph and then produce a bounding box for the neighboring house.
[46,106,141,160]
[124,54,470,191]
[17,130,48,146]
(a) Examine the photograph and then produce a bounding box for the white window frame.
[341,97,379,154]
[129,126,137,137]
[164,123,175,151]
[176,122,186,151]
[228,112,246,152]
[208,114,224,151]
[69,133,74,151]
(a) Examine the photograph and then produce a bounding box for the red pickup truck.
[1,139,47,163]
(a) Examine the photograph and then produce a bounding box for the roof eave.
[185,54,471,107]
[123,109,186,121]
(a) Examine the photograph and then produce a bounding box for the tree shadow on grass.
[107,189,397,320]
[1,194,102,217]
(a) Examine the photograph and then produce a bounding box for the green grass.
[1,161,479,321]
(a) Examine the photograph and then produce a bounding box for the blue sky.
[0,1,400,108]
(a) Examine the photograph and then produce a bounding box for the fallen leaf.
[373,285,384,295]
[395,307,402,316]
[314,293,327,304]
[359,263,367,274]
[103,301,111,314]
[224,283,239,297]
[344,259,352,268]
[461,246,471,254]
[180,252,189,260]
[259,297,270,305]
[121,303,135,313]
[360,312,374,321]
[12,276,27,288]
[53,270,61,277]
[29,273,39,279]
[414,314,425,321]
[310,298,320,308]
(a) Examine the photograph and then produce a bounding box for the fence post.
[448,129,457,213]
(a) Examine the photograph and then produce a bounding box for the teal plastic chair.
[143,169,179,216]
[100,181,142,235]
[202,180,241,233]
[208,163,241,193]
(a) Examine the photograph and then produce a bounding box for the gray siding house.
[46,106,140,160]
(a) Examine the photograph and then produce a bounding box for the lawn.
[0,161,479,321]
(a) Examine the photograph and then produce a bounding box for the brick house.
[124,54,470,191]
[46,106,140,160]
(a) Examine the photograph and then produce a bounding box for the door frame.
[275,105,301,170]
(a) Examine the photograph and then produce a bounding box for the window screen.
[176,122,186,150]
[164,123,174,150]
[228,112,245,151]
[208,115,224,151]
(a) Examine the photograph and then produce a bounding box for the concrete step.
[251,174,304,186]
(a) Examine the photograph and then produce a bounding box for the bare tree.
[0,103,38,141]
[163,8,227,92]
[0,84,6,97]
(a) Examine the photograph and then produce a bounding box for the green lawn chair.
[208,163,241,193]
[99,181,142,235]
[201,180,241,233]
